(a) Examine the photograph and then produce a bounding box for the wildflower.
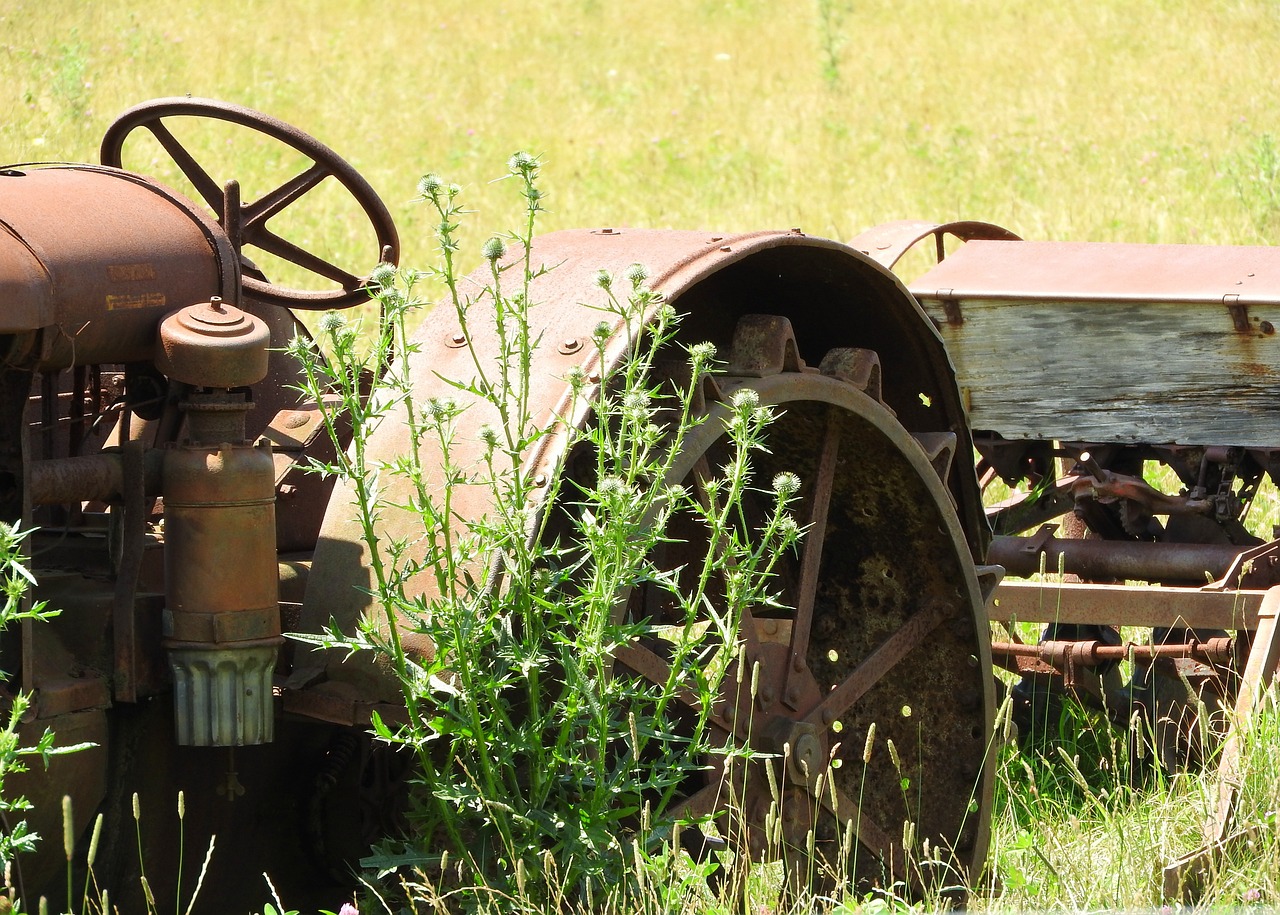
[625,262,649,286]
[688,341,717,365]
[318,311,346,335]
[481,236,507,262]
[417,173,443,196]
[772,472,801,498]
[339,905,359,915]
[594,269,613,290]
[731,388,759,412]
[368,261,397,290]
[508,151,538,174]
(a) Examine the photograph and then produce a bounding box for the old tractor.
[2,98,1001,909]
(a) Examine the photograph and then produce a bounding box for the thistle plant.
[289,156,802,910]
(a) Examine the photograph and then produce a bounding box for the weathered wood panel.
[917,296,1280,445]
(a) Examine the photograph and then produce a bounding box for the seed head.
[862,722,876,764]
[478,424,499,448]
[482,236,508,262]
[594,269,613,290]
[508,151,538,174]
[592,320,613,342]
[772,472,801,498]
[625,263,649,287]
[417,173,443,197]
[369,262,397,290]
[688,341,717,365]
[318,311,346,335]
[731,388,760,411]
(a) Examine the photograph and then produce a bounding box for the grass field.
[7,0,1280,911]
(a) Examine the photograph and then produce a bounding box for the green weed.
[290,156,801,910]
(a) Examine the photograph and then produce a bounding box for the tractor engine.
[1,162,277,745]
[0,98,400,911]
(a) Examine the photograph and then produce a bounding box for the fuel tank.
[0,164,237,368]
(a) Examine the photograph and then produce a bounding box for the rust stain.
[106,292,166,311]
[107,263,158,282]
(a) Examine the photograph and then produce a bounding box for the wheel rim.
[614,329,995,899]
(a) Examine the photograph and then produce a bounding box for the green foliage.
[0,524,84,872]
[290,157,800,910]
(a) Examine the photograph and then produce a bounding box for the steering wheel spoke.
[251,227,360,287]
[101,97,398,309]
[242,162,331,232]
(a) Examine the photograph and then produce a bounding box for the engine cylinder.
[163,429,280,746]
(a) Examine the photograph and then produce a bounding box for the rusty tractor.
[0,98,1000,910]
[32,94,1280,908]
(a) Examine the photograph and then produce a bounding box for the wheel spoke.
[613,642,706,715]
[820,785,900,869]
[804,600,950,726]
[250,228,360,286]
[688,454,762,659]
[787,406,842,679]
[146,121,223,213]
[242,162,330,232]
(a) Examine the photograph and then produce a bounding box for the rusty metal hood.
[912,239,1280,305]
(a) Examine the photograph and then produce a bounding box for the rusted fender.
[849,219,1021,270]
[291,227,985,703]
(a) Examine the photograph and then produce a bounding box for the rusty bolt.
[792,656,804,672]
[790,227,804,235]
[446,331,467,348]
[821,708,835,724]
[710,236,723,243]
[720,246,732,253]
[533,473,548,487]
[1263,321,1276,335]
[558,338,582,355]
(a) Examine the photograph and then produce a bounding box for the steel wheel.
[613,316,996,902]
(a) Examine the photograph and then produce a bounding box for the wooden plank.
[913,296,1280,446]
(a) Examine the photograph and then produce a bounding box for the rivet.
[720,245,732,253]
[821,708,835,724]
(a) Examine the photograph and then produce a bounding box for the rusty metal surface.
[156,297,271,388]
[0,165,235,365]
[912,239,1280,305]
[101,97,399,310]
[295,229,993,892]
[849,219,1021,270]
[991,579,1266,629]
[298,227,986,696]
[989,534,1246,583]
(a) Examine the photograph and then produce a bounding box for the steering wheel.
[101,97,399,310]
